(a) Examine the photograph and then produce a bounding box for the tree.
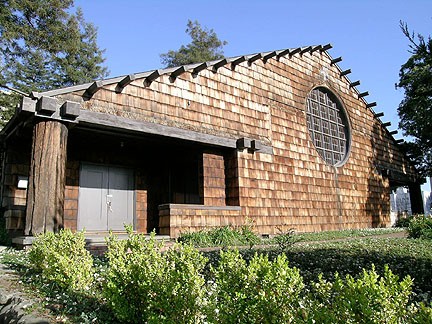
[160,20,227,68]
[0,0,108,126]
[397,21,432,177]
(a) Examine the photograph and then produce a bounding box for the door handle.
[107,199,113,212]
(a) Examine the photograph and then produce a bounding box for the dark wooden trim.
[78,110,273,154]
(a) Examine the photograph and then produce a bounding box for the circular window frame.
[305,86,352,167]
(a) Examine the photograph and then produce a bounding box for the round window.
[306,87,350,166]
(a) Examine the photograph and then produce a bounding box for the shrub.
[178,224,261,248]
[306,265,415,323]
[395,214,414,228]
[209,249,304,323]
[408,215,432,239]
[28,229,94,292]
[103,230,207,323]
[273,227,298,252]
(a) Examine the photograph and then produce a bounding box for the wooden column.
[408,182,425,215]
[25,120,68,235]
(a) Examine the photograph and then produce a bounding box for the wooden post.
[25,120,68,235]
[408,182,425,215]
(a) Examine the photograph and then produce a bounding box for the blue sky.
[75,0,432,190]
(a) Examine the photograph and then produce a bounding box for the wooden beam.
[115,74,136,93]
[192,62,209,76]
[374,112,384,118]
[382,122,391,127]
[300,46,312,55]
[144,70,161,87]
[84,81,104,98]
[248,53,262,65]
[276,49,290,59]
[263,51,277,63]
[231,56,246,70]
[36,96,57,115]
[289,47,301,57]
[349,80,360,88]
[340,69,351,77]
[395,139,404,144]
[169,66,186,82]
[331,57,342,65]
[366,102,377,108]
[320,43,333,52]
[78,110,274,154]
[311,45,322,53]
[389,130,398,135]
[358,91,369,98]
[212,59,228,72]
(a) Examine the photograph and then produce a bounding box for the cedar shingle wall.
[55,50,415,235]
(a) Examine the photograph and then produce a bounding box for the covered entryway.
[78,164,134,231]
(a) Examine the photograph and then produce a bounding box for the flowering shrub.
[28,229,94,292]
[209,249,304,323]
[103,230,207,323]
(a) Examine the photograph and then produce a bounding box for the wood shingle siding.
[0,45,422,238]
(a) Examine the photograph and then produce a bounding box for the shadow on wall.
[365,122,391,228]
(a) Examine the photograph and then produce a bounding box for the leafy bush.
[408,215,432,239]
[209,249,304,323]
[28,229,94,292]
[178,224,261,248]
[305,265,415,323]
[395,214,414,228]
[103,230,207,323]
[273,227,298,252]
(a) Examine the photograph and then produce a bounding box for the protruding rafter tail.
[358,91,369,98]
[144,70,161,87]
[349,80,360,88]
[263,51,277,63]
[289,48,301,57]
[212,59,229,73]
[340,69,351,77]
[192,62,210,76]
[231,56,246,70]
[300,46,312,55]
[331,57,342,65]
[248,53,262,65]
[169,66,187,82]
[276,49,291,60]
[116,74,136,93]
[321,43,333,52]
[84,81,104,98]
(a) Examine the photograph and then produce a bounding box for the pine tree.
[397,21,432,176]
[160,20,227,68]
[0,0,108,126]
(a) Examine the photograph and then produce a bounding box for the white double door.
[78,164,134,231]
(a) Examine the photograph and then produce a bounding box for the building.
[0,44,424,239]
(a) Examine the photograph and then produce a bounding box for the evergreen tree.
[160,20,227,68]
[0,0,108,126]
[397,21,432,176]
